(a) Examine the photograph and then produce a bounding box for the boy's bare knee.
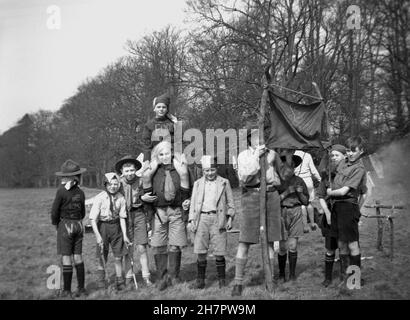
[236,243,249,259]
[62,255,72,265]
[348,241,360,254]
[288,239,297,252]
[73,254,83,264]
[338,241,349,254]
[279,240,287,254]
[327,250,335,256]
[137,244,147,254]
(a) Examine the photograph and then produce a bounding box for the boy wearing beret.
[317,144,346,287]
[51,159,87,298]
[140,92,178,163]
[327,136,367,285]
[188,155,235,289]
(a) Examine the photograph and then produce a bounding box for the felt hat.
[114,155,142,174]
[280,155,303,168]
[331,144,347,155]
[153,92,171,109]
[55,159,86,176]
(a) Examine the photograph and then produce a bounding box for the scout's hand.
[173,153,188,176]
[141,193,157,203]
[96,235,103,245]
[226,217,233,230]
[326,188,332,196]
[256,145,267,157]
[182,199,190,211]
[188,221,196,233]
[144,159,159,178]
[124,236,132,247]
[326,215,331,225]
[303,225,310,233]
[266,150,275,164]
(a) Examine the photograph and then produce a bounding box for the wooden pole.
[259,86,274,293]
[389,217,394,261]
[375,200,383,251]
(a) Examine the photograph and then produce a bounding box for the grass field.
[1,180,410,300]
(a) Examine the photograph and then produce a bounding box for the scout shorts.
[127,209,148,246]
[57,219,84,255]
[95,220,127,259]
[280,206,304,240]
[151,206,187,248]
[330,201,360,242]
[193,213,227,256]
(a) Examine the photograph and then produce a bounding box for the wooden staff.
[259,85,273,292]
[376,200,383,250]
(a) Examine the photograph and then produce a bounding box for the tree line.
[0,0,408,188]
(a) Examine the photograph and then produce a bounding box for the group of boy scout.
[51,92,368,298]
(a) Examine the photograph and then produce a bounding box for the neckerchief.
[124,175,138,211]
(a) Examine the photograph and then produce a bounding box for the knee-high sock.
[325,253,335,281]
[278,253,287,277]
[234,258,247,285]
[62,265,73,292]
[288,251,297,278]
[216,256,226,280]
[75,262,85,290]
[197,259,207,280]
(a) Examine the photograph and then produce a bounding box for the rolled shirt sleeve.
[119,197,127,219]
[344,166,366,191]
[89,195,102,221]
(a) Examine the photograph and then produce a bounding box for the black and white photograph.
[0,0,409,304]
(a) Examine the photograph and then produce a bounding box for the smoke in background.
[370,135,410,205]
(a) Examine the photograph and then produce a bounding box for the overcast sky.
[0,0,189,133]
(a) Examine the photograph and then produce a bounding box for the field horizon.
[1,180,410,300]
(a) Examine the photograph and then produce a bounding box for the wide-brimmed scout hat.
[280,155,303,168]
[114,155,142,174]
[55,159,87,176]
